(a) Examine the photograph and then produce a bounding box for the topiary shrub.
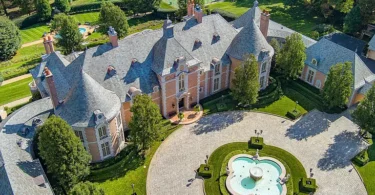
[352,150,369,166]
[0,16,22,60]
[249,137,264,149]
[287,110,301,120]
[178,112,184,121]
[299,178,317,192]
[198,164,213,178]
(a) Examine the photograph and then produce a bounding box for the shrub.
[314,24,335,35]
[310,31,320,40]
[216,102,228,112]
[178,112,184,121]
[0,17,22,60]
[211,9,238,22]
[249,137,264,149]
[299,178,317,192]
[0,73,3,83]
[13,15,40,29]
[352,150,369,166]
[198,164,213,178]
[69,1,126,14]
[194,104,201,113]
[287,110,301,120]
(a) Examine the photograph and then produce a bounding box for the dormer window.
[98,126,108,140]
[261,62,267,73]
[132,58,138,64]
[194,38,202,48]
[178,73,185,92]
[312,58,317,66]
[107,65,116,75]
[214,64,220,75]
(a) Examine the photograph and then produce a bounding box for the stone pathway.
[147,110,368,195]
[0,74,31,86]
[21,40,43,48]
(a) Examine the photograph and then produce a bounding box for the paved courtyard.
[147,110,368,195]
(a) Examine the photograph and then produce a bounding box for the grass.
[88,121,181,195]
[205,142,308,195]
[207,0,330,37]
[354,138,375,195]
[20,24,50,44]
[254,96,307,117]
[162,0,216,8]
[0,77,33,106]
[71,12,100,25]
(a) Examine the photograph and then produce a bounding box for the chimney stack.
[163,17,174,38]
[194,5,203,23]
[187,0,194,17]
[260,10,270,38]
[108,26,118,47]
[43,36,54,54]
[44,67,59,109]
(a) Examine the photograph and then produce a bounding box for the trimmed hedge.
[352,150,369,166]
[69,1,126,14]
[249,137,264,149]
[198,164,213,178]
[299,178,317,192]
[286,110,301,120]
[90,145,136,170]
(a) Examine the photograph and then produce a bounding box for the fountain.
[250,166,263,181]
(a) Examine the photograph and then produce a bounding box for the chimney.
[163,18,174,38]
[194,5,203,23]
[47,36,54,53]
[260,10,270,38]
[43,37,50,54]
[108,26,118,47]
[44,67,59,109]
[187,0,194,17]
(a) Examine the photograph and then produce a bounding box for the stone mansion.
[30,0,375,162]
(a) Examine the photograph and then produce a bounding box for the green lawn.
[162,0,215,8]
[0,77,33,106]
[205,142,309,195]
[88,122,181,195]
[71,12,100,25]
[355,139,375,195]
[20,24,50,44]
[207,0,325,37]
[254,96,307,117]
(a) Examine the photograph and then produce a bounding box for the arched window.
[315,80,321,88]
[261,62,267,73]
[312,58,317,66]
[179,73,185,92]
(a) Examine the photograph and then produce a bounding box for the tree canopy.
[231,54,260,105]
[352,84,375,135]
[344,5,363,34]
[276,33,306,79]
[55,0,70,13]
[50,13,66,32]
[129,94,162,150]
[38,115,91,191]
[14,0,34,15]
[269,38,280,71]
[57,15,83,54]
[0,16,21,60]
[69,182,105,195]
[99,2,129,38]
[321,62,353,109]
[35,0,51,21]
[358,0,375,25]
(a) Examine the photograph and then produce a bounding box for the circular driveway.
[147,110,368,195]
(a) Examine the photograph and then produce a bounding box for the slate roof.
[227,19,274,61]
[56,71,121,128]
[305,38,375,89]
[369,35,375,51]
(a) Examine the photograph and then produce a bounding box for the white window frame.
[214,64,220,75]
[178,73,185,92]
[261,62,267,73]
[260,76,265,88]
[306,69,315,84]
[116,113,122,128]
[101,142,111,157]
[213,77,220,92]
[312,58,317,66]
[315,80,322,89]
[75,130,84,143]
[98,126,108,140]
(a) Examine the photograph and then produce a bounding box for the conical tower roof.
[56,71,121,127]
[226,19,273,61]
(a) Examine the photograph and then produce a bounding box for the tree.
[35,0,51,21]
[344,5,363,34]
[0,16,21,60]
[51,13,67,32]
[14,0,34,15]
[99,2,129,38]
[358,0,375,25]
[284,0,304,7]
[310,31,320,40]
[0,0,8,16]
[57,15,83,54]
[276,33,306,79]
[177,0,187,18]
[321,62,353,109]
[38,116,91,191]
[352,84,375,135]
[329,0,354,13]
[55,0,70,13]
[69,182,105,195]
[231,54,260,105]
[269,38,280,72]
[129,94,162,150]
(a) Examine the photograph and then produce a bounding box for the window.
[261,62,267,73]
[307,70,315,84]
[75,131,84,143]
[214,64,220,75]
[214,78,220,91]
[312,59,317,66]
[179,73,185,92]
[260,76,265,88]
[101,142,111,157]
[98,126,107,140]
[116,113,122,128]
[199,86,203,92]
[315,80,322,88]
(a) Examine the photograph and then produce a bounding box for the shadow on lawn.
[192,111,244,135]
[317,130,365,171]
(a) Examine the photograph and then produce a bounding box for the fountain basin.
[250,166,263,181]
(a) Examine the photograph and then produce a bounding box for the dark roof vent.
[213,32,220,41]
[194,39,202,50]
[107,65,116,76]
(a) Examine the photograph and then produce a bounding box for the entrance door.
[179,98,185,109]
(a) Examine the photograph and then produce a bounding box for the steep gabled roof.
[369,35,375,51]
[226,19,273,61]
[232,3,261,29]
[56,71,121,128]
